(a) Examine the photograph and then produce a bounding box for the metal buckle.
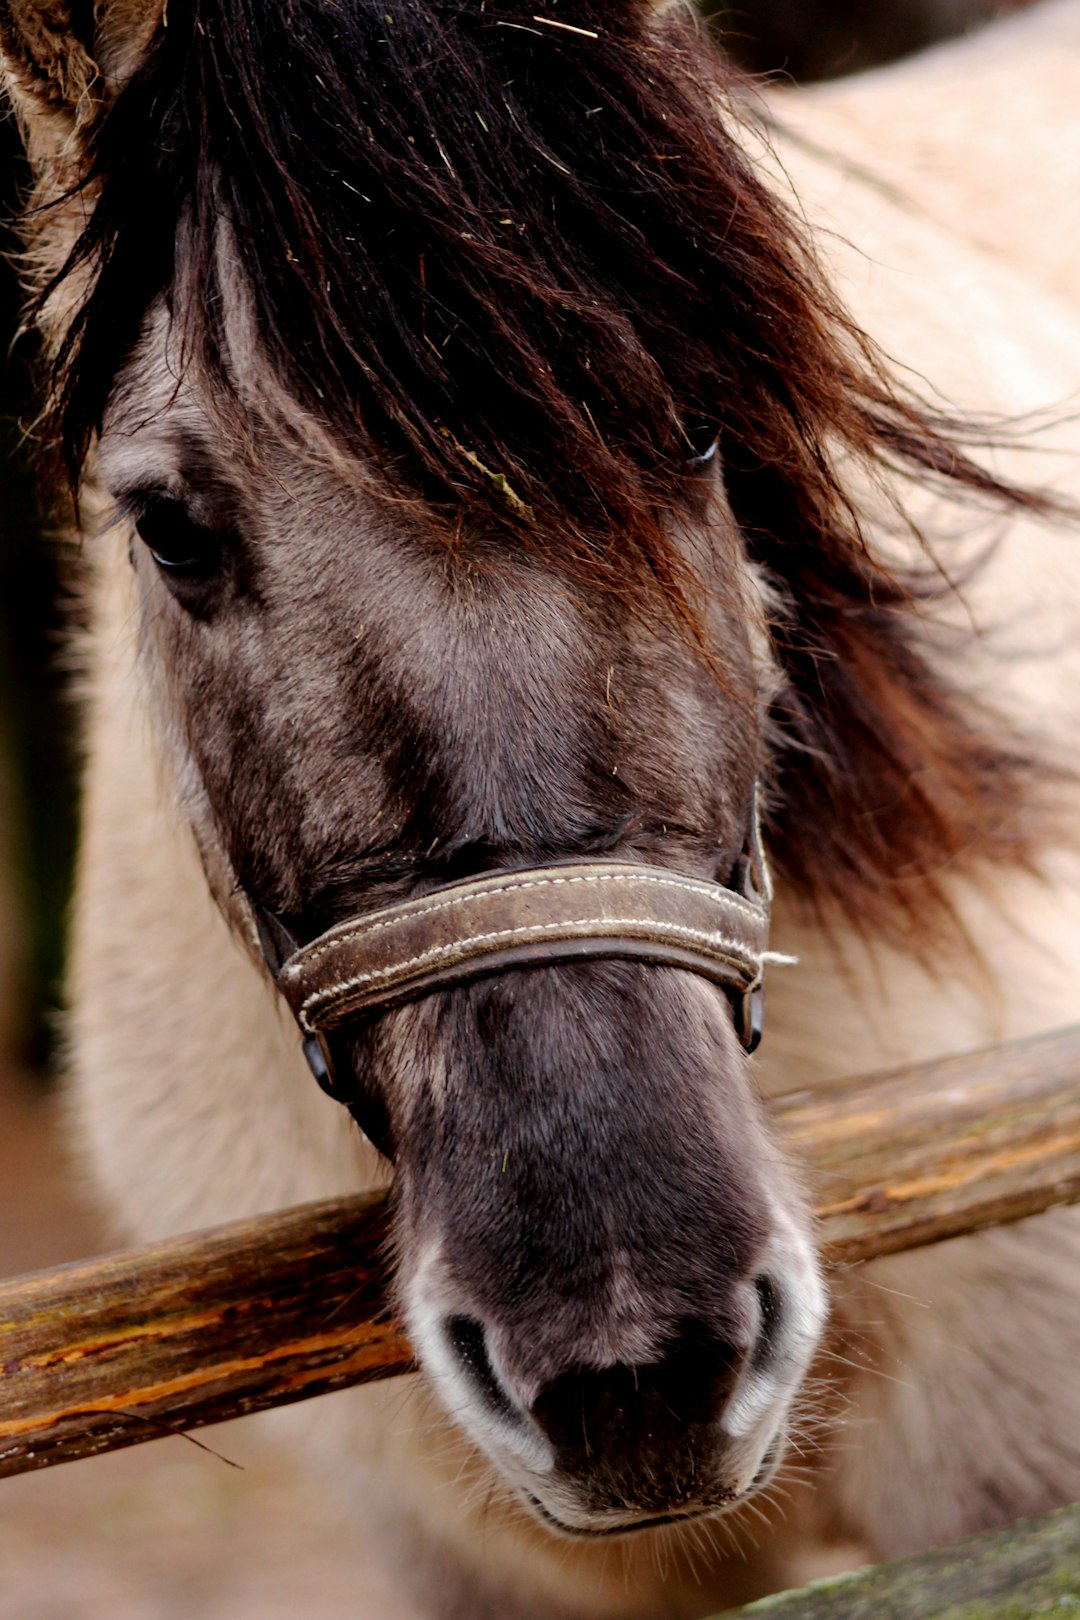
[252,901,393,1151]
[302,1031,341,1098]
[733,983,765,1054]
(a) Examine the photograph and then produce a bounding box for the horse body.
[754,11,1080,1565]
[4,2,1080,1615]
[777,0,1080,311]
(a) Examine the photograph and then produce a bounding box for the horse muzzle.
[242,789,825,1529]
[403,1229,824,1539]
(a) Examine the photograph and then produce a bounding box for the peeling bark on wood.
[0,1193,411,1476]
[781,1021,1080,1264]
[717,1502,1080,1618]
[2,1022,1079,1478]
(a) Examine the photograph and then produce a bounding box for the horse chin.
[524,1497,720,1540]
[517,1427,787,1541]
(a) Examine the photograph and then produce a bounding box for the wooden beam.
[775,1019,1080,1263]
[2,1022,1079,1478]
[717,1501,1080,1619]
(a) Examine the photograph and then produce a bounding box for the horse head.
[4,0,1039,1540]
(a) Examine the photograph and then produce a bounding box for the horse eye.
[134,498,221,579]
[684,419,720,468]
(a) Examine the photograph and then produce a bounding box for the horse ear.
[93,0,162,93]
[0,0,159,160]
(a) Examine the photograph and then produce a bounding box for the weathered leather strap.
[275,864,770,1037]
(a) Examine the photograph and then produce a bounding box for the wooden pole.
[718,1502,1080,1619]
[773,1020,1080,1263]
[2,1023,1079,1479]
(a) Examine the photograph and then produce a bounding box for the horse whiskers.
[852,1274,933,1308]
[814,1347,916,1389]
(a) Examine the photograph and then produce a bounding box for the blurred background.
[703,0,1031,78]
[0,2,1044,1615]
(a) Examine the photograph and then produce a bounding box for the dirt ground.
[0,1070,404,1620]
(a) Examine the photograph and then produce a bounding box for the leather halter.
[253,788,774,1155]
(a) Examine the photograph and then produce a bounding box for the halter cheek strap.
[252,789,775,1156]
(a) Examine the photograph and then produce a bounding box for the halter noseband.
[252,788,774,1155]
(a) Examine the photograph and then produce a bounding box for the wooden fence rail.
[721,1501,1080,1620]
[2,1022,1080,1480]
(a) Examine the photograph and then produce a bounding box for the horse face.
[95,338,826,1535]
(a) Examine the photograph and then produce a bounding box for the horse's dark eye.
[134,499,221,579]
[684,418,720,468]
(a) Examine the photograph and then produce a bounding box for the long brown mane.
[31,0,1058,943]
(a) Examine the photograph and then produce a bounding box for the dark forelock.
[37,0,1065,943]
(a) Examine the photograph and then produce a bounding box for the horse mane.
[32,0,1061,947]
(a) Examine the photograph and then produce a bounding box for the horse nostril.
[752,1273,785,1370]
[530,1320,746,1459]
[443,1315,521,1427]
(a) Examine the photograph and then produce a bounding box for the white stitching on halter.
[281,868,763,980]
[297,917,761,1033]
